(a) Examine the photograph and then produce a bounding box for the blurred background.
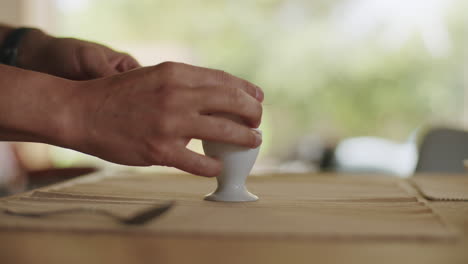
[2,0,468,194]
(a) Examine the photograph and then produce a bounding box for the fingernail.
[253,129,262,146]
[255,86,264,102]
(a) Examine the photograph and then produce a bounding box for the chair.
[415,127,468,173]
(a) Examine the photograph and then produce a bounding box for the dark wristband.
[0,27,33,67]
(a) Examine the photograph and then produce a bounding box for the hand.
[63,62,264,177]
[18,29,140,80]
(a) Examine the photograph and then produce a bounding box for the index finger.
[165,62,264,102]
[205,68,264,103]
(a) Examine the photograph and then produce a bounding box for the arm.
[0,24,140,80]
[0,62,263,177]
[0,24,264,177]
[0,64,73,144]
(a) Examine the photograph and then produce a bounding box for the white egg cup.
[202,130,261,202]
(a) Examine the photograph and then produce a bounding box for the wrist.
[54,80,91,151]
[0,65,77,146]
[55,79,105,153]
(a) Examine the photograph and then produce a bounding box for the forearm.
[0,64,74,145]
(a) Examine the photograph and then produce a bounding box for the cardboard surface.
[412,175,468,201]
[0,172,456,241]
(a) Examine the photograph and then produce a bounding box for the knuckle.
[233,125,255,147]
[161,149,176,166]
[158,114,179,135]
[254,101,263,122]
[158,61,176,69]
[158,61,180,76]
[247,131,258,147]
[144,142,163,165]
[241,79,255,96]
[227,87,243,105]
[147,142,174,166]
[155,62,182,83]
[78,45,94,59]
[217,120,234,138]
[214,69,231,86]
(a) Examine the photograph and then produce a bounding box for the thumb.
[82,49,119,79]
[116,54,141,73]
[85,58,120,79]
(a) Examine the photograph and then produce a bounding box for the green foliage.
[57,0,468,155]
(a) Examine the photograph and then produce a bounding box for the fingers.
[85,53,139,79]
[116,54,141,72]
[126,55,141,69]
[83,53,120,79]
[206,68,264,103]
[87,64,119,79]
[155,62,264,102]
[168,147,222,177]
[194,86,263,128]
[186,115,262,148]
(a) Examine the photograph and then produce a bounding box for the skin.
[16,28,141,80]
[0,25,264,177]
